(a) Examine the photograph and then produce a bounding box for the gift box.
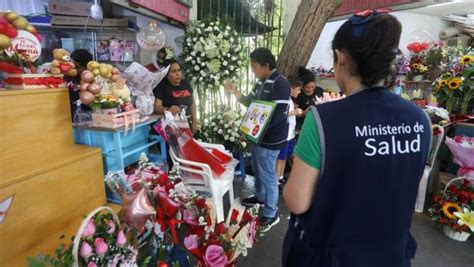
[91,109,140,129]
[3,73,65,89]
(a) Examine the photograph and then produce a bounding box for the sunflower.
[460,55,474,65]
[442,202,462,220]
[448,78,462,90]
[412,63,420,69]
[434,84,441,92]
[439,79,448,86]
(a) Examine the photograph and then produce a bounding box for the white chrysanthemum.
[224,135,229,140]
[194,66,200,71]
[231,56,237,61]
[199,77,203,81]
[224,123,229,128]
[241,142,247,148]
[229,136,235,142]
[218,129,223,134]
[222,61,228,66]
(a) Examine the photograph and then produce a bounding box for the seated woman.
[153,59,199,133]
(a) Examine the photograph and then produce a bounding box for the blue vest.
[282,87,431,267]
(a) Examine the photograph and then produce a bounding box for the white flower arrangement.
[199,109,248,151]
[183,19,245,90]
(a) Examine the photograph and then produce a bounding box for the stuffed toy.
[50,48,77,77]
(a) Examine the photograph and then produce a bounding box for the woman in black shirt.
[295,67,323,131]
[153,59,198,132]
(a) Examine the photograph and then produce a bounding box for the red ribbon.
[4,76,64,88]
[156,210,183,244]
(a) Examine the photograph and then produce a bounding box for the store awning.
[198,0,276,36]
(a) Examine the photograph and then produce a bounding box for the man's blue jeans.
[251,144,279,218]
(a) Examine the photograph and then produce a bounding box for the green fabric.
[294,111,322,170]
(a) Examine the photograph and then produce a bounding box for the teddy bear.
[50,48,77,77]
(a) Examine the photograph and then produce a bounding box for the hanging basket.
[71,206,121,267]
[440,176,473,242]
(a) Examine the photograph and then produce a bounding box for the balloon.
[120,188,156,231]
[81,70,94,83]
[80,91,96,105]
[79,82,90,91]
[136,21,166,51]
[87,83,101,94]
[112,67,121,75]
[111,73,121,82]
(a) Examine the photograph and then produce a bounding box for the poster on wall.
[129,0,190,24]
[239,100,277,144]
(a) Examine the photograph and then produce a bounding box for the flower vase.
[412,75,424,82]
[443,225,471,242]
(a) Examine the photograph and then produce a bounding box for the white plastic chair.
[415,125,445,213]
[169,141,235,223]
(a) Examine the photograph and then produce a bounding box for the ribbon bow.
[349,9,391,37]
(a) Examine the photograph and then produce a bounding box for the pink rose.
[82,220,96,238]
[184,234,199,250]
[204,245,228,267]
[106,220,116,234]
[183,208,198,225]
[94,237,108,256]
[80,241,93,259]
[87,262,97,267]
[116,229,127,246]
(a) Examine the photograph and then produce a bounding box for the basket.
[440,176,473,242]
[91,109,140,129]
[71,206,121,267]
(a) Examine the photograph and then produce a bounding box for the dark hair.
[287,75,303,88]
[332,13,402,88]
[162,58,181,75]
[297,67,315,86]
[70,49,93,68]
[250,48,276,70]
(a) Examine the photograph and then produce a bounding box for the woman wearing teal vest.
[282,11,431,267]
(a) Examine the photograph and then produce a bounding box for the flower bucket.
[443,225,471,242]
[412,75,424,82]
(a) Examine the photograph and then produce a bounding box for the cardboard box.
[51,15,129,28]
[48,1,92,17]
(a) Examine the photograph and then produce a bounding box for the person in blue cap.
[282,10,431,267]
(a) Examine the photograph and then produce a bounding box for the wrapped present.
[91,109,140,129]
[122,62,169,116]
[3,73,65,89]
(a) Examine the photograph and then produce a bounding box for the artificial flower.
[442,202,462,220]
[106,220,116,234]
[439,79,448,86]
[460,55,474,65]
[448,78,462,90]
[453,208,474,232]
[184,234,199,250]
[94,237,108,256]
[82,220,96,238]
[116,229,127,246]
[204,245,228,267]
[80,241,93,259]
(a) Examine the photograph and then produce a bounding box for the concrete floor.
[233,175,474,267]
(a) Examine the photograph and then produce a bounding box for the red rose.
[216,222,227,235]
[157,173,168,186]
[459,191,470,204]
[454,136,462,143]
[195,198,207,208]
[230,209,239,224]
[240,210,254,226]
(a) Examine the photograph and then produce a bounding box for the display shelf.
[0,87,106,266]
